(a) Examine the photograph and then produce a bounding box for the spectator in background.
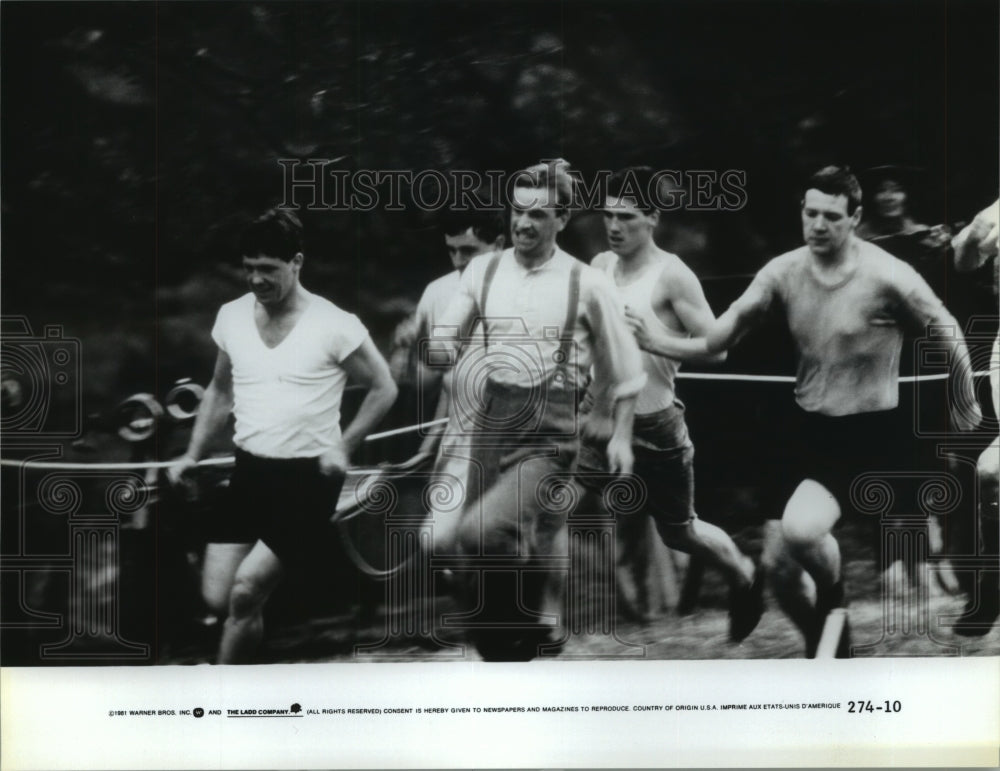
[856,166,952,298]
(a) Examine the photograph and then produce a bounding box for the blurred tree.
[1,0,996,407]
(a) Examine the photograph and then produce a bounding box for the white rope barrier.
[0,457,234,472]
[676,370,981,383]
[0,369,991,472]
[364,417,448,441]
[0,417,449,472]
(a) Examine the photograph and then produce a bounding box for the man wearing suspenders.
[577,167,764,642]
[427,160,645,660]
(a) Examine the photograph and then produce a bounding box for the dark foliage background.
[2,0,998,410]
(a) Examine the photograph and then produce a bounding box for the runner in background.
[952,199,1000,635]
[576,166,763,642]
[414,205,505,555]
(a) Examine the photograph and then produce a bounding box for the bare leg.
[761,520,817,635]
[955,439,1000,635]
[202,543,254,616]
[781,479,842,592]
[775,479,844,654]
[217,540,284,664]
[661,516,762,641]
[619,515,661,621]
[658,518,754,589]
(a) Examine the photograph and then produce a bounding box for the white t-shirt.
[415,270,462,340]
[211,292,368,458]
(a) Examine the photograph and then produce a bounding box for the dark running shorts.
[779,406,932,518]
[205,448,346,564]
[576,400,696,527]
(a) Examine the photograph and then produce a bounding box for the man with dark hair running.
[705,166,980,656]
[427,160,646,660]
[416,206,506,554]
[168,208,398,663]
[576,166,763,641]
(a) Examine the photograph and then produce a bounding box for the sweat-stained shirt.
[728,238,951,416]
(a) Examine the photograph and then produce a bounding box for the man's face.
[242,253,301,306]
[801,189,860,258]
[873,179,907,219]
[510,186,567,260]
[444,227,497,273]
[602,196,657,256]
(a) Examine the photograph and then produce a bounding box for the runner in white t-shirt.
[168,209,397,663]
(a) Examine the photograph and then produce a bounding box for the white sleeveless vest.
[602,254,683,415]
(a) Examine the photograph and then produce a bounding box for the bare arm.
[417,368,453,456]
[339,336,399,460]
[167,350,233,483]
[934,312,980,433]
[705,279,773,354]
[897,276,982,433]
[584,270,646,473]
[626,264,726,364]
[952,199,999,272]
[419,281,479,397]
[605,392,637,475]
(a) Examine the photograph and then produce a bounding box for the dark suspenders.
[478,253,502,351]
[477,253,582,383]
[557,263,582,370]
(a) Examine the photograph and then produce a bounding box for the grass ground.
[160,554,999,664]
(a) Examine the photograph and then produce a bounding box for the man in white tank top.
[168,209,398,663]
[576,166,764,643]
